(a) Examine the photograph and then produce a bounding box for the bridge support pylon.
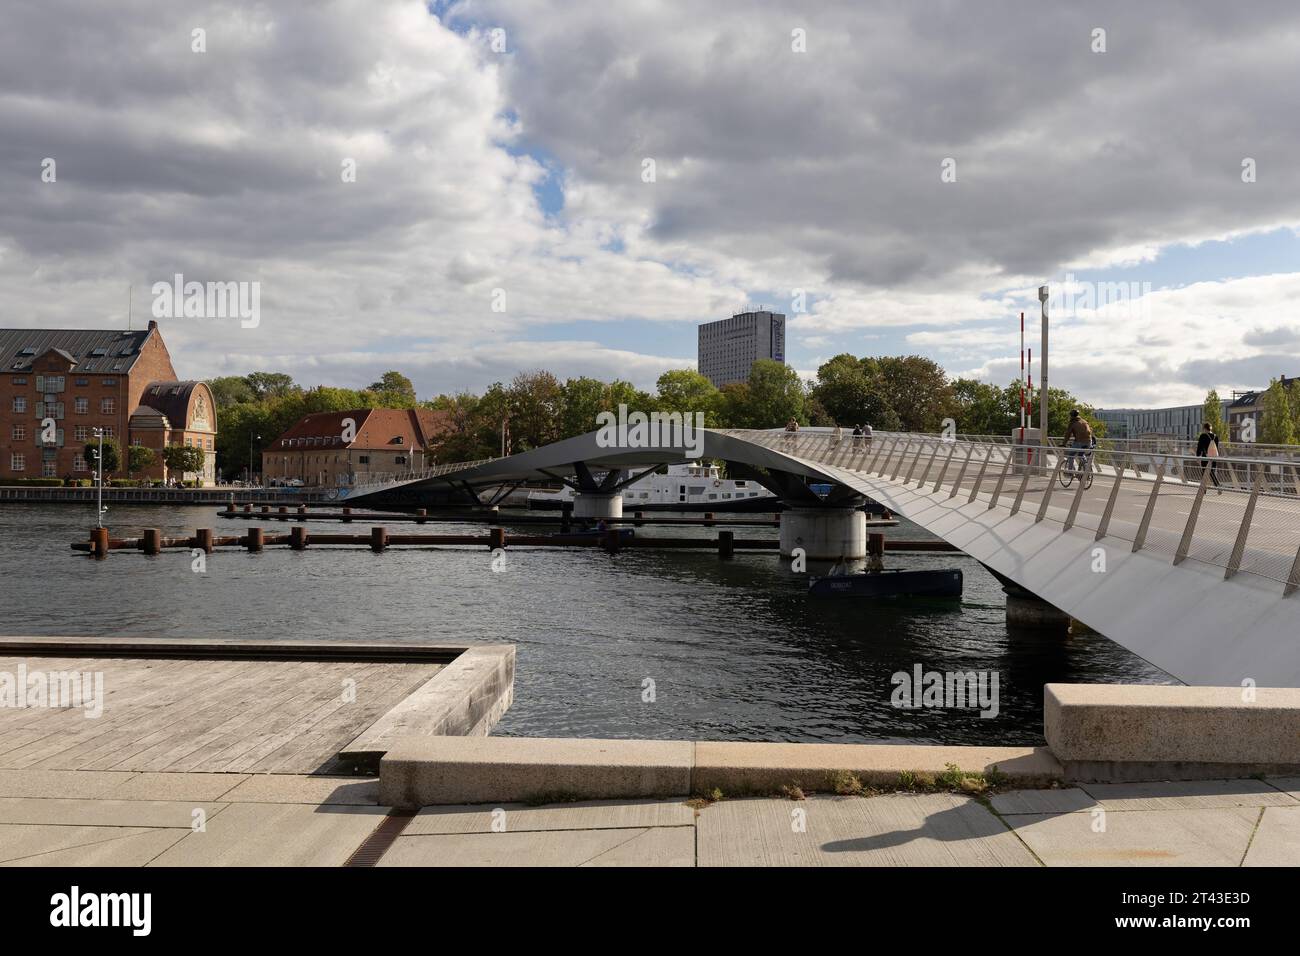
[573,492,623,520]
[779,507,866,560]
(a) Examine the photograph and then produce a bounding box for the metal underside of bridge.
[347,428,1300,688]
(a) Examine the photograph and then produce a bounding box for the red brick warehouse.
[0,321,217,485]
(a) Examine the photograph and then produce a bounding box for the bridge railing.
[323,457,499,499]
[721,429,1300,594]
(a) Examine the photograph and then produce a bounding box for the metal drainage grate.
[343,808,417,867]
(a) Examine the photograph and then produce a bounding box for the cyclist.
[1063,410,1093,475]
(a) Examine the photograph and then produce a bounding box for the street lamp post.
[248,433,260,485]
[1038,285,1050,445]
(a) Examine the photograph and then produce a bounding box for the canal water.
[0,503,1170,746]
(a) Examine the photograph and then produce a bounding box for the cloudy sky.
[3,0,1298,407]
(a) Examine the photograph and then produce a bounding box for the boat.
[808,568,963,599]
[527,462,776,512]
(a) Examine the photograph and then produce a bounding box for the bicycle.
[1058,445,1094,490]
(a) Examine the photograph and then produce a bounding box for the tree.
[367,370,417,408]
[507,371,564,450]
[84,436,120,476]
[1203,389,1226,439]
[655,370,722,424]
[1259,378,1296,445]
[810,354,898,429]
[163,444,207,478]
[718,382,755,428]
[743,359,805,428]
[1029,384,1106,439]
[866,355,955,432]
[127,445,156,476]
[951,378,1015,436]
[208,376,256,408]
[245,372,298,401]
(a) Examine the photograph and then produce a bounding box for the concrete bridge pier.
[779,507,866,560]
[1002,581,1072,630]
[572,492,623,520]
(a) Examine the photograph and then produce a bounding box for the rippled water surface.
[0,502,1170,745]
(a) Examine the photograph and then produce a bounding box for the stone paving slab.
[0,825,186,867]
[1006,807,1260,866]
[380,826,695,867]
[1264,777,1300,798]
[990,787,1098,815]
[147,803,388,867]
[102,772,250,802]
[219,774,380,805]
[1079,779,1299,810]
[406,798,695,835]
[1242,806,1300,867]
[696,793,1038,867]
[0,797,225,828]
[0,769,137,799]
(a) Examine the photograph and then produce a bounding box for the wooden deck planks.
[0,654,443,774]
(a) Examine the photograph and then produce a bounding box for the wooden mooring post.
[718,530,735,559]
[290,526,309,550]
[195,528,215,553]
[370,526,387,552]
[246,527,264,552]
[488,527,506,550]
[90,526,109,560]
[141,528,161,555]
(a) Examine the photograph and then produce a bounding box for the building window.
[101,379,116,386]
[10,454,24,471]
[11,425,24,441]
[358,455,370,464]
[74,425,89,441]
[42,461,57,477]
[13,377,26,385]
[12,397,26,413]
[102,427,114,439]
[74,397,88,413]
[100,398,115,413]
[73,455,87,471]
[75,378,88,387]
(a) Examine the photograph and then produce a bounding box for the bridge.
[343,428,1300,688]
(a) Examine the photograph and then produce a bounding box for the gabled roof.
[0,328,152,373]
[138,381,208,429]
[269,408,450,451]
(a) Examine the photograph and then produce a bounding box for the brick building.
[262,408,450,487]
[0,322,217,485]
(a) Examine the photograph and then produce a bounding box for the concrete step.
[378,736,1061,807]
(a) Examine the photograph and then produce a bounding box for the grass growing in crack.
[828,770,865,796]
[522,790,584,806]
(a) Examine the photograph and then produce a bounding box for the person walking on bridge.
[1197,422,1222,494]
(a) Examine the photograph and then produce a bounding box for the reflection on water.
[0,503,1171,745]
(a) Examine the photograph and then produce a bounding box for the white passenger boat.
[526,462,776,512]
